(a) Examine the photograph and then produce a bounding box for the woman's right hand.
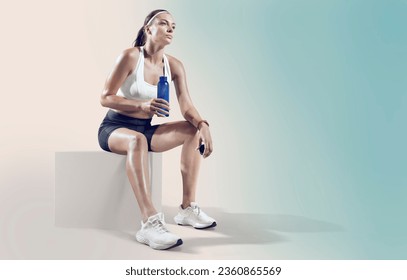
[141,98,170,117]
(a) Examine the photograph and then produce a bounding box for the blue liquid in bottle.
[157,76,169,117]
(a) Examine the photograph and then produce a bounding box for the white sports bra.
[116,46,172,100]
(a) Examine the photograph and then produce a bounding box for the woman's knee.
[128,133,148,152]
[181,121,199,138]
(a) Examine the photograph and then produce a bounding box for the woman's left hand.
[197,124,213,158]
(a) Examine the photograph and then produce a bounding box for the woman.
[98,9,216,250]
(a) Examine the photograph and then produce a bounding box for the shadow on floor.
[166,206,344,254]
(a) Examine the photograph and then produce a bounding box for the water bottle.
[157,76,169,117]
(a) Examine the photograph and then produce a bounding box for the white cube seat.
[55,151,162,231]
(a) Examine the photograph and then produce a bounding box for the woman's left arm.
[170,56,213,158]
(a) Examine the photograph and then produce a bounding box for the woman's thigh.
[108,128,148,155]
[150,121,198,153]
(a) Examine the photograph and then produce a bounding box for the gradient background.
[0,0,406,259]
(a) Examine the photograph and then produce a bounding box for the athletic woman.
[98,9,216,250]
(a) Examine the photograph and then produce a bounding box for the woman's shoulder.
[166,54,184,71]
[114,47,140,71]
[120,47,141,62]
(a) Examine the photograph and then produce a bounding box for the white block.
[55,151,162,231]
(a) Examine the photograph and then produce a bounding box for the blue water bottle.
[157,76,169,117]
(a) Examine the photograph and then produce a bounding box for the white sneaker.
[174,202,217,229]
[136,213,183,250]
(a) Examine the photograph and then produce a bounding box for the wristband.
[197,120,209,130]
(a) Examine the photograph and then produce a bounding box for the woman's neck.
[143,42,165,65]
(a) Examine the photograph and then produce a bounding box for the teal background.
[164,0,407,258]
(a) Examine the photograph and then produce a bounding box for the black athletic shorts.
[98,110,160,152]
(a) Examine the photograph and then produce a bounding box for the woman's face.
[147,13,176,45]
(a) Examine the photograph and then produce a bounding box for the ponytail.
[133,26,146,47]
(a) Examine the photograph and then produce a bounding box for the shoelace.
[191,204,201,216]
[151,219,169,234]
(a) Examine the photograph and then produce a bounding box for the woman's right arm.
[100,49,144,113]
